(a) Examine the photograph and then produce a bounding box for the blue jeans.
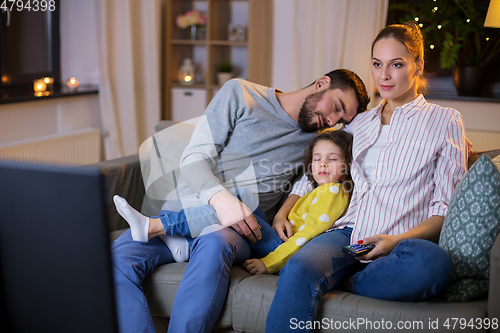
[265,228,451,333]
[166,202,281,333]
[112,200,281,333]
[112,231,172,333]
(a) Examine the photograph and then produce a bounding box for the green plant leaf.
[216,61,233,73]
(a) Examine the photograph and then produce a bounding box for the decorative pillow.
[439,153,500,302]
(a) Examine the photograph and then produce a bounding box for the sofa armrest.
[488,231,500,320]
[468,149,500,169]
[91,154,145,232]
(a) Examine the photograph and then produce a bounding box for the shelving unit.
[163,0,273,120]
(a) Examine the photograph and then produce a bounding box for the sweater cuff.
[199,185,227,205]
[261,257,280,275]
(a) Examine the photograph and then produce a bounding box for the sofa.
[96,128,500,332]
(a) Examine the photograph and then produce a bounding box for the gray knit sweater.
[163,79,315,220]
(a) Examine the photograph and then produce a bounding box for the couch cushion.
[439,153,500,302]
[232,274,488,333]
[232,274,278,331]
[143,264,251,329]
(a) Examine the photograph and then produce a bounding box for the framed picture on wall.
[228,24,246,42]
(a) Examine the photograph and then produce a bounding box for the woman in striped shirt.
[266,21,468,332]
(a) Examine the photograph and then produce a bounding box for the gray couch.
[96,149,500,333]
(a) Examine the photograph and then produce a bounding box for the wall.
[0,96,101,145]
[426,98,500,152]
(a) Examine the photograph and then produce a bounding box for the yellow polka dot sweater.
[261,182,349,274]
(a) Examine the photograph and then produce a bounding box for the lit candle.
[66,77,79,91]
[178,59,195,85]
[33,79,47,93]
[33,79,48,96]
[43,77,54,91]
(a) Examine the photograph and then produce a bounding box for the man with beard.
[112,69,369,333]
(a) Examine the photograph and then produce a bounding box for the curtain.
[95,0,162,160]
[272,0,388,109]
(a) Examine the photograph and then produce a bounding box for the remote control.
[343,243,376,257]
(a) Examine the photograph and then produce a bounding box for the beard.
[297,89,328,132]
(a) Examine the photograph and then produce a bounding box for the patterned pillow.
[439,153,500,302]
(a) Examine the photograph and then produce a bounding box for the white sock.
[113,195,150,242]
[159,235,190,262]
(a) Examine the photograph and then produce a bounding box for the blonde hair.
[372,21,428,94]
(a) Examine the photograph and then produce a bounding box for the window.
[387,0,500,99]
[0,1,60,91]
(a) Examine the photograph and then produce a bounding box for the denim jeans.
[167,202,281,333]
[112,230,174,333]
[111,199,281,333]
[154,199,282,259]
[265,228,451,333]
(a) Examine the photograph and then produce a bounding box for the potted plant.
[390,0,500,96]
[216,61,233,86]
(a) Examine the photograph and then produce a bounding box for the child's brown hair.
[303,130,354,194]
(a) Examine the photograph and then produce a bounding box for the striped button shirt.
[291,95,467,243]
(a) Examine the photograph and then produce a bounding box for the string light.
[419,23,424,28]
[466,19,471,23]
[430,45,435,49]
[437,25,442,29]
[486,37,490,41]
[415,17,419,22]
[432,6,438,13]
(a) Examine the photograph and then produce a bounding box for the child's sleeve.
[261,184,348,274]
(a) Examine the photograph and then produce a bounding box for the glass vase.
[190,25,197,40]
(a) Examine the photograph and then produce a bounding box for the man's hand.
[242,258,268,275]
[272,216,293,241]
[210,190,262,242]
